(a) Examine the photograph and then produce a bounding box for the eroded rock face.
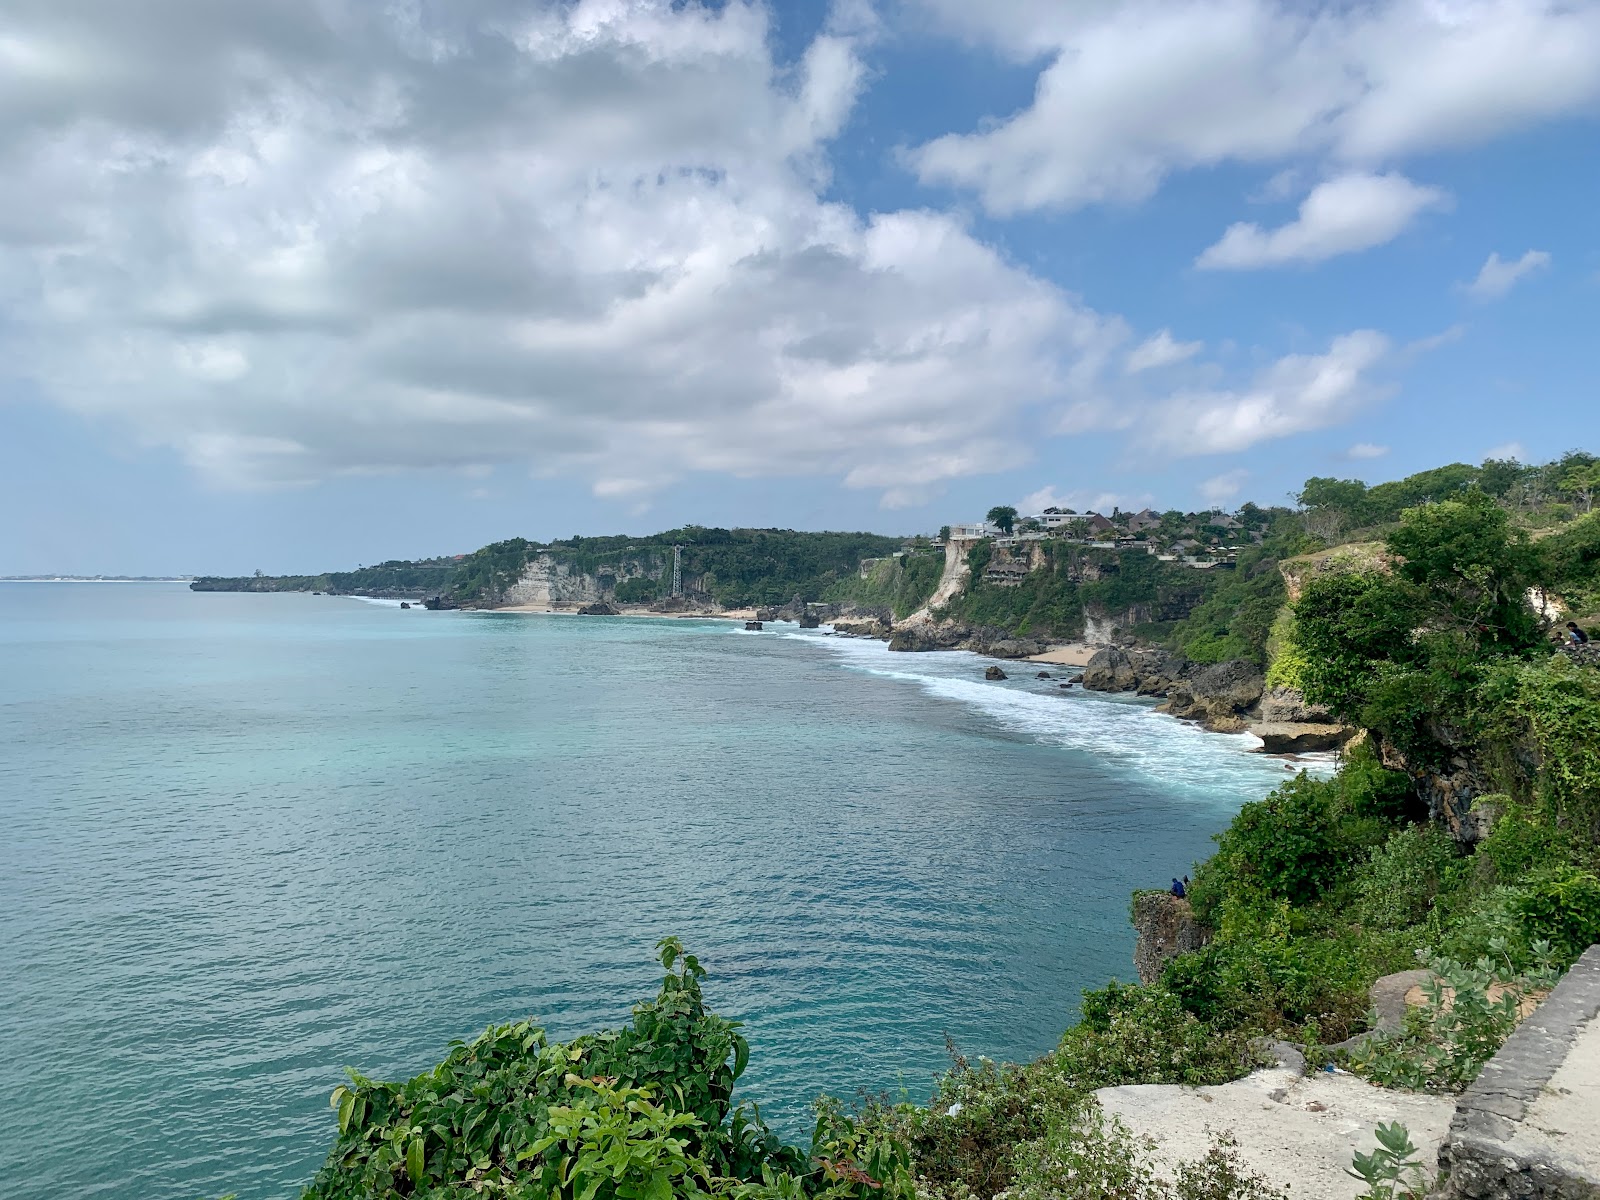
[887,622,969,652]
[1251,722,1353,754]
[1159,659,1265,731]
[832,618,891,639]
[1255,686,1333,724]
[1131,892,1212,986]
[576,601,620,615]
[1083,646,1138,691]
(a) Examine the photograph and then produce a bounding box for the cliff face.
[500,553,660,608]
[1131,892,1212,986]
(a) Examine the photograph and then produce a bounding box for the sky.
[1,0,1597,575]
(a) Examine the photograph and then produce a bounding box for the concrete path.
[1097,1064,1455,1200]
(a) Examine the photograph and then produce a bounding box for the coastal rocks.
[888,622,970,653]
[832,618,892,639]
[1082,646,1194,695]
[1037,671,1052,679]
[1251,722,1354,754]
[985,665,1008,680]
[797,611,822,629]
[755,607,780,623]
[1159,659,1265,732]
[577,601,620,615]
[1255,686,1334,724]
[968,631,1050,659]
[1131,892,1211,986]
[1083,646,1138,691]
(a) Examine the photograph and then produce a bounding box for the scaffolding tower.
[671,545,682,598]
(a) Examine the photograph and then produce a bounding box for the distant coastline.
[0,575,194,583]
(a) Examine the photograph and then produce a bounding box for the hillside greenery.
[191,558,462,596]
[825,549,945,619]
[447,528,907,607]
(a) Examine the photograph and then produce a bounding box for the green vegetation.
[826,551,944,620]
[985,506,1017,536]
[191,558,462,596]
[449,529,907,607]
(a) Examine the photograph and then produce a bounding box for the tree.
[938,525,951,542]
[986,505,1018,535]
[1386,489,1543,653]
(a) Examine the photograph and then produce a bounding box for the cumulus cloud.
[1196,173,1447,268]
[0,0,1137,501]
[1019,485,1153,515]
[1198,469,1249,505]
[1347,442,1390,459]
[1486,441,1528,462]
[1465,250,1553,299]
[1126,329,1203,373]
[908,0,1600,214]
[1141,331,1392,456]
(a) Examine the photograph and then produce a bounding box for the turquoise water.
[0,584,1304,1200]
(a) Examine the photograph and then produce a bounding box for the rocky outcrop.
[985,665,1008,680]
[1082,646,1195,696]
[577,601,620,615]
[886,620,1047,658]
[1255,686,1333,724]
[1252,722,1354,753]
[832,618,892,639]
[1160,659,1266,732]
[1131,892,1212,986]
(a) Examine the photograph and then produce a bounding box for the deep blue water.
[0,584,1303,1200]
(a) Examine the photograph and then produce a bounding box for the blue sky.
[1,0,1596,575]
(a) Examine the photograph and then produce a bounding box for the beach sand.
[1025,642,1098,667]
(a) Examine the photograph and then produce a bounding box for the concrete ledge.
[1437,945,1600,1199]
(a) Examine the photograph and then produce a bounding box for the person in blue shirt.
[1170,877,1186,899]
[1568,622,1590,645]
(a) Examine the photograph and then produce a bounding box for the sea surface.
[0,583,1311,1200]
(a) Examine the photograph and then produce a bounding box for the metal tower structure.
[671,545,682,598]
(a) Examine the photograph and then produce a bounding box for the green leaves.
[1346,1122,1429,1199]
[301,942,813,1200]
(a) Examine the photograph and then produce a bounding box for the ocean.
[0,583,1307,1199]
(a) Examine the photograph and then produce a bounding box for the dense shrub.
[1348,952,1558,1093]
[1510,867,1600,965]
[302,941,860,1200]
[1052,984,1260,1088]
[1355,825,1459,931]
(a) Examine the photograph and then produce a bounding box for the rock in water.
[1250,722,1353,754]
[797,611,821,629]
[1159,658,1266,730]
[1036,671,1052,679]
[577,601,620,615]
[1082,646,1137,691]
[985,665,1008,680]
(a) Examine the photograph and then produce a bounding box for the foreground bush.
[303,939,901,1200]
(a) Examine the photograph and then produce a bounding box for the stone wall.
[1436,945,1600,1198]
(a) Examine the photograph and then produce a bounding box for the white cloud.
[1019,485,1153,515]
[1347,442,1390,459]
[1465,250,1552,299]
[1485,441,1528,462]
[908,0,1600,214]
[1196,172,1447,269]
[1198,469,1249,505]
[0,0,1138,502]
[1142,331,1392,456]
[1126,329,1203,373]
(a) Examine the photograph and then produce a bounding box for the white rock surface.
[1096,1065,1455,1199]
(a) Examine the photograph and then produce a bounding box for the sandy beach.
[1024,642,1097,667]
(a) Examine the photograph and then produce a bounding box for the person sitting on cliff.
[1170,877,1186,899]
[1568,622,1591,645]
